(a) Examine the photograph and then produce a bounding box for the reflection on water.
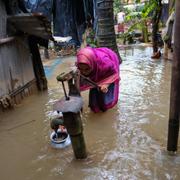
[0,46,180,180]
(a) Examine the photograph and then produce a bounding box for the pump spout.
[50,117,64,133]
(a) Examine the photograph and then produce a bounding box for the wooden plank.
[0,37,15,45]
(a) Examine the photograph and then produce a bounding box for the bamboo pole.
[167,2,180,152]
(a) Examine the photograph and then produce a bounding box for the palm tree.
[96,0,121,63]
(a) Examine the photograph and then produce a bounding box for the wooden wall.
[0,38,35,97]
[0,0,7,38]
[0,0,36,109]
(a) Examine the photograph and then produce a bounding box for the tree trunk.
[96,0,121,63]
[152,0,162,53]
[167,1,180,152]
[142,20,148,43]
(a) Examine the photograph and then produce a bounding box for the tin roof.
[7,13,54,41]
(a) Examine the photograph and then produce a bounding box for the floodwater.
[0,46,180,180]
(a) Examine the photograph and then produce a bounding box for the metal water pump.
[51,70,87,159]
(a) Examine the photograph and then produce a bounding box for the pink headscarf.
[77,47,120,90]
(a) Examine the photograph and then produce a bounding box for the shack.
[0,0,53,111]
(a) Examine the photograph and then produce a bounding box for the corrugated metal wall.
[0,38,35,97]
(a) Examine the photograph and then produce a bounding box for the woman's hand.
[100,84,109,93]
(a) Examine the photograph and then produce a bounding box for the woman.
[76,47,120,113]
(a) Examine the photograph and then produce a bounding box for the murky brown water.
[0,46,180,180]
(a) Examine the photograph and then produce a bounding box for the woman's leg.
[89,88,106,112]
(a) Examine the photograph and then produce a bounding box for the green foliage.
[126,12,142,21]
[125,0,157,21]
[124,0,160,40]
[114,0,163,43]
[141,1,156,18]
[169,0,175,13]
[86,29,98,47]
[113,0,123,15]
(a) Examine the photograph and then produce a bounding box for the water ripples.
[81,47,179,179]
[31,47,179,179]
